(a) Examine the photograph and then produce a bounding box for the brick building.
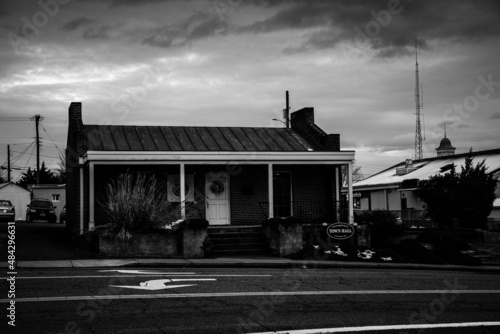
[65,102,355,235]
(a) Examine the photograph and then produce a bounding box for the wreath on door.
[210,179,225,194]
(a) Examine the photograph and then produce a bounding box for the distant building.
[350,139,500,217]
[0,182,31,221]
[28,184,66,223]
[435,133,456,157]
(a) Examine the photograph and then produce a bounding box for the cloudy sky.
[1,0,499,181]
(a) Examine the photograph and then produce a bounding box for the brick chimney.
[69,102,82,122]
[291,107,315,129]
[67,102,86,156]
[290,107,340,151]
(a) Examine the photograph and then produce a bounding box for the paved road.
[2,267,500,333]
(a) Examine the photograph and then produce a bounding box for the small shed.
[0,182,31,221]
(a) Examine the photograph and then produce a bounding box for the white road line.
[2,289,500,303]
[251,321,500,333]
[0,274,272,280]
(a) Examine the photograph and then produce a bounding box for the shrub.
[416,231,472,251]
[355,210,403,247]
[96,173,179,244]
[396,239,445,265]
[432,242,481,266]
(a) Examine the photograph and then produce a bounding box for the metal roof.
[84,125,319,152]
[353,148,500,189]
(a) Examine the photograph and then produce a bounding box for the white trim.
[268,164,273,219]
[384,189,388,210]
[335,167,340,221]
[348,162,354,224]
[89,162,95,230]
[84,150,355,163]
[80,168,84,235]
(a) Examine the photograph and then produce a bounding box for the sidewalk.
[3,222,500,273]
[3,256,500,272]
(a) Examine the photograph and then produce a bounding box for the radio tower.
[414,39,424,160]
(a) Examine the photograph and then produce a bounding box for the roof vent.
[396,159,419,176]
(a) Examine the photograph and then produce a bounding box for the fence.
[369,210,435,229]
[259,200,349,225]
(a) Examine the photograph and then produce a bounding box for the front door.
[205,172,230,225]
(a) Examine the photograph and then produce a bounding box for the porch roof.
[84,125,321,152]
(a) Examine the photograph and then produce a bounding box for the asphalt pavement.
[2,221,500,272]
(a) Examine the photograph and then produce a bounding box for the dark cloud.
[238,0,500,58]
[490,112,500,120]
[83,25,113,40]
[61,17,114,40]
[108,0,177,7]
[142,12,228,48]
[61,18,96,31]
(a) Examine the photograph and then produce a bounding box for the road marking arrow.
[100,270,195,275]
[110,278,216,291]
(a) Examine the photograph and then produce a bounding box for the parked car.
[0,199,15,222]
[59,205,66,224]
[26,198,57,223]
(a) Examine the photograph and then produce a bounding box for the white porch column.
[384,189,388,210]
[268,163,274,218]
[348,162,354,224]
[335,166,340,221]
[180,163,186,220]
[89,162,95,230]
[80,167,84,235]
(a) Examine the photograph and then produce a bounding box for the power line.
[44,117,67,124]
[0,117,31,121]
[15,143,36,182]
[10,141,36,165]
[12,149,59,160]
[39,122,63,155]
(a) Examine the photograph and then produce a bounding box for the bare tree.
[54,152,66,183]
[341,165,364,187]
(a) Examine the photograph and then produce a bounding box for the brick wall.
[230,165,269,225]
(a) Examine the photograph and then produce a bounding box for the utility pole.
[285,91,290,128]
[7,145,10,182]
[30,114,42,184]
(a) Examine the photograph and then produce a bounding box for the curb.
[5,259,500,273]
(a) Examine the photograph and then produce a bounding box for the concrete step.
[211,242,268,251]
[208,225,262,234]
[209,233,264,241]
[208,225,269,256]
